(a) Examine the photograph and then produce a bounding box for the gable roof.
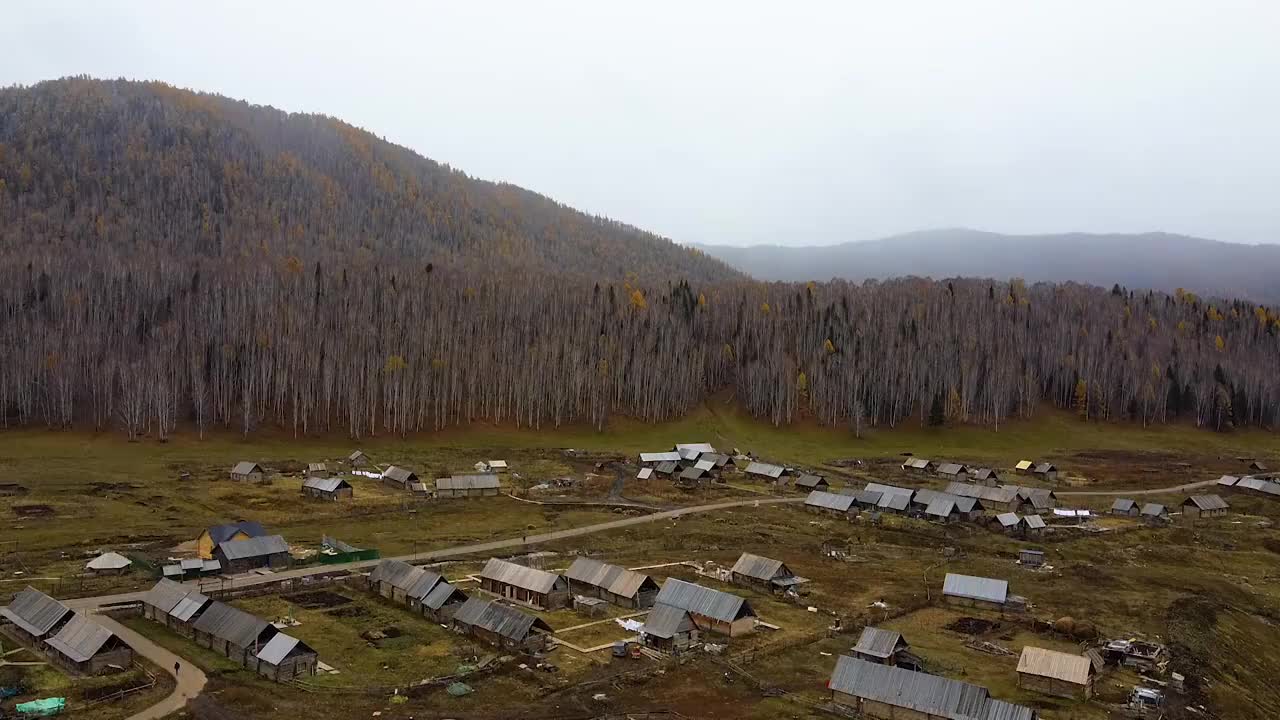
[1023,514,1046,529]
[675,443,716,455]
[925,495,958,519]
[936,463,966,476]
[654,461,679,474]
[795,474,827,489]
[170,591,211,623]
[143,579,191,614]
[405,569,445,600]
[902,458,931,470]
[1033,463,1057,473]
[256,633,315,665]
[565,557,656,599]
[866,483,913,497]
[1139,503,1165,516]
[205,521,266,544]
[679,466,707,481]
[231,461,263,475]
[480,558,563,594]
[852,627,905,659]
[216,534,289,561]
[952,496,979,513]
[1017,646,1093,685]
[654,578,754,623]
[636,468,653,480]
[641,603,695,639]
[879,493,911,511]
[421,581,466,610]
[45,613,117,663]
[0,587,72,638]
[369,559,424,590]
[437,474,500,491]
[452,597,551,640]
[640,451,682,463]
[744,461,784,479]
[970,468,998,480]
[730,553,790,582]
[302,476,351,493]
[1216,475,1239,486]
[1111,499,1136,512]
[828,655,991,719]
[382,465,417,483]
[192,601,274,648]
[943,573,1008,604]
[805,490,856,512]
[995,512,1021,528]
[86,552,132,570]
[307,462,327,472]
[1184,494,1228,510]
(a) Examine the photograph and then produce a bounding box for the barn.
[730,553,802,594]
[253,633,318,681]
[795,474,829,491]
[0,587,73,646]
[936,463,968,480]
[436,474,501,498]
[1110,499,1138,516]
[942,573,1011,611]
[1017,646,1095,700]
[306,462,328,478]
[213,535,290,574]
[191,601,278,666]
[381,465,419,490]
[564,557,659,609]
[301,476,353,501]
[641,603,700,655]
[196,521,267,559]
[1033,463,1059,482]
[804,490,856,518]
[347,450,370,468]
[850,627,917,669]
[1181,494,1229,520]
[450,597,553,653]
[46,613,133,675]
[653,579,756,637]
[418,580,468,623]
[970,468,1000,486]
[744,462,784,482]
[229,461,265,483]
[828,655,1037,720]
[479,558,569,610]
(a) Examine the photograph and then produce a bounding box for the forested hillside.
[0,77,734,281]
[1,79,1278,439]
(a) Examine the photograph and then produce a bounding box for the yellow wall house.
[197,521,268,560]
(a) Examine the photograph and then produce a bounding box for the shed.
[1139,503,1168,523]
[804,490,856,517]
[970,468,1000,486]
[828,655,1037,720]
[1181,494,1229,520]
[1019,549,1045,567]
[347,450,369,468]
[213,534,290,574]
[450,597,552,653]
[877,492,911,514]
[744,462,784,481]
[925,495,961,523]
[253,633,318,681]
[1216,475,1239,487]
[368,559,429,602]
[301,476,353,501]
[0,587,73,644]
[942,573,1009,611]
[487,460,509,472]
[85,552,132,575]
[45,613,133,675]
[693,458,717,473]
[479,558,569,610]
[1248,460,1268,472]
[1021,488,1057,511]
[1110,499,1138,516]
[1022,515,1046,536]
[654,460,679,477]
[730,553,802,593]
[1014,460,1034,473]
[677,466,708,486]
[565,557,659,609]
[900,458,931,473]
[654,579,756,637]
[850,627,912,667]
[795,474,829,491]
[381,465,419,489]
[636,467,654,481]
[639,451,682,465]
[192,600,278,666]
[436,474,501,498]
[142,579,192,624]
[419,581,468,623]
[675,443,716,460]
[305,463,328,478]
[994,512,1021,533]
[230,461,266,483]
[1017,646,1095,700]
[1033,463,1059,482]
[641,603,699,654]
[936,463,967,479]
[197,521,267,559]
[168,590,212,633]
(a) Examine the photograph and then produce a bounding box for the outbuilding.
[795,474,829,491]
[730,553,803,594]
[1140,503,1169,523]
[191,601,278,666]
[1110,499,1138,516]
[900,457,931,473]
[1181,495,1229,520]
[479,558,569,610]
[1019,549,1045,567]
[654,461,679,477]
[253,633,318,681]
[306,463,328,478]
[639,451,682,466]
[1017,646,1095,700]
[418,580,468,623]
[85,552,132,575]
[942,573,1017,611]
[436,474,501,498]
[850,627,916,669]
[213,534,290,574]
[1033,463,1059,482]
[653,579,756,637]
[936,463,967,480]
[804,490,856,518]
[970,468,1000,486]
[565,557,659,609]
[0,587,74,646]
[828,655,1037,720]
[744,461,784,482]
[636,467,653,481]
[347,450,370,468]
[230,461,265,483]
[301,476,353,501]
[994,512,1021,534]
[450,597,553,653]
[1014,460,1034,474]
[1248,460,1268,473]
[381,465,419,490]
[197,521,267,560]
[641,603,699,655]
[1022,514,1046,537]
[142,579,193,626]
[45,613,133,675]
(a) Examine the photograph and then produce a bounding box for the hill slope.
[0,77,737,283]
[698,229,1280,302]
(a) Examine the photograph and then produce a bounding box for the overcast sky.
[5,1,1280,246]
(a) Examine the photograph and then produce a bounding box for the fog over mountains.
[697,229,1280,303]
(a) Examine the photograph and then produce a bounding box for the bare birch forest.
[2,79,1278,438]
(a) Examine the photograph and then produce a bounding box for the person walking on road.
[174,661,180,676]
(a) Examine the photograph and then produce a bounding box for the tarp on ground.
[16,697,66,716]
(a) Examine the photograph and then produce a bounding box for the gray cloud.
[4,1,1278,245]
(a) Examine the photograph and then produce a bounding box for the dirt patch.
[89,481,141,495]
[283,590,351,609]
[0,483,28,496]
[13,504,54,517]
[944,616,1000,635]
[381,625,403,639]
[326,605,369,618]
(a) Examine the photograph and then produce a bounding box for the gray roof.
[565,557,656,599]
[804,490,856,512]
[369,559,423,589]
[452,597,551,640]
[86,552,132,570]
[641,603,695,639]
[438,474,500,491]
[640,451,682,463]
[1237,476,1267,491]
[636,468,653,480]
[925,496,958,519]
[180,558,204,571]
[912,488,940,505]
[866,483,913,497]
[995,512,1021,528]
[232,461,263,475]
[879,493,911,511]
[205,521,266,544]
[203,559,222,573]
[45,613,116,663]
[943,573,1008,604]
[971,468,998,480]
[1141,503,1168,517]
[902,458,931,469]
[675,443,716,454]
[796,474,827,488]
[1023,514,1046,529]
[1216,475,1239,486]
[382,465,417,483]
[855,489,884,506]
[654,579,754,623]
[952,496,979,513]
[1111,499,1137,512]
[1034,463,1057,473]
[307,463,327,472]
[256,633,314,665]
[192,601,273,648]
[946,483,1021,504]
[744,462,784,479]
[852,626,905,659]
[421,581,466,610]
[694,458,716,472]
[322,536,361,553]
[655,461,679,474]
[0,587,72,638]
[730,553,791,582]
[216,534,289,561]
[170,592,211,623]
[828,655,990,719]
[348,450,367,460]
[405,569,445,600]
[480,558,563,595]
[302,476,350,493]
[143,579,191,613]
[937,463,966,476]
[679,467,707,481]
[982,699,1038,720]
[1185,494,1229,510]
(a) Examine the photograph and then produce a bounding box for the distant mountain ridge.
[696,229,1280,303]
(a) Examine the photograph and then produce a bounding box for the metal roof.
[1140,503,1166,516]
[1024,491,1054,509]
[302,477,350,493]
[866,483,913,497]
[995,512,1020,528]
[369,559,422,589]
[1033,463,1057,473]
[1185,494,1229,510]
[1237,476,1267,491]
[322,536,362,553]
[947,483,1021,504]
[952,496,979,513]
[1017,646,1092,685]
[180,558,204,571]
[982,699,1038,720]
[421,581,466,610]
[655,461,678,474]
[694,458,716,472]
[487,460,508,469]
[744,462,784,478]
[828,655,992,719]
[86,552,132,570]
[971,468,998,480]
[1015,460,1034,470]
[804,490,855,512]
[256,633,314,665]
[937,463,966,476]
[405,569,445,600]
[641,603,695,639]
[640,451,682,463]
[912,488,940,505]
[232,461,262,475]
[943,573,1008,604]
[45,613,116,663]
[855,489,883,506]
[1216,475,1239,486]
[636,468,653,480]
[852,627,904,659]
[1022,514,1046,529]
[654,579,754,623]
[1111,499,1136,512]
[205,521,266,544]
[452,597,551,640]
[307,463,327,472]
[143,579,190,613]
[192,601,273,648]
[902,458,931,470]
[796,474,827,488]
[382,466,417,483]
[0,587,72,638]
[438,474,500,491]
[170,592,211,623]
[926,496,958,518]
[348,450,366,461]
[203,559,222,573]
[675,443,716,454]
[480,558,563,595]
[565,557,656,599]
[730,553,790,582]
[679,467,707,481]
[879,493,911,511]
[216,534,289,561]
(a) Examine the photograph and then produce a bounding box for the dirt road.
[1057,477,1222,497]
[92,614,207,720]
